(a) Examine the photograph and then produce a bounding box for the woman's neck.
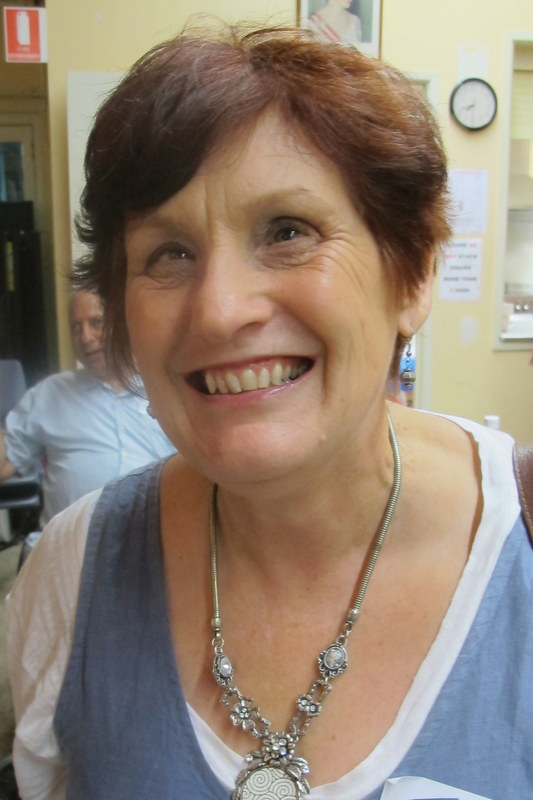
[213,411,397,568]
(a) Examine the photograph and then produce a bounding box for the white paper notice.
[380,775,492,800]
[448,170,488,235]
[439,238,482,301]
[457,43,489,83]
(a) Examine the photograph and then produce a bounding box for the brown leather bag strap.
[513,443,533,544]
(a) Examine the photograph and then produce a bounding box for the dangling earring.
[400,338,416,390]
[147,404,155,418]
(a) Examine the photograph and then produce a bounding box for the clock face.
[450,78,497,131]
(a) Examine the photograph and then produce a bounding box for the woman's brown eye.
[269,217,315,245]
[148,245,189,264]
[144,243,193,275]
[275,226,301,242]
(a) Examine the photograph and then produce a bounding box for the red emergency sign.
[3,6,47,63]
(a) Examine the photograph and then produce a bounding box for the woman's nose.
[191,254,274,344]
[80,323,94,344]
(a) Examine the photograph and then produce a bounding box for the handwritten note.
[439,238,482,301]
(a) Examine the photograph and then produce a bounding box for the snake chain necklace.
[209,412,402,799]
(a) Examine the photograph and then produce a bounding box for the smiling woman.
[6,22,533,800]
[122,110,406,483]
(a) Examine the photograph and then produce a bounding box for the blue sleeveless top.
[53,461,533,799]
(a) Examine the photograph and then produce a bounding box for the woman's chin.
[186,434,317,488]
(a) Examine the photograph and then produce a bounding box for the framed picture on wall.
[299,0,381,58]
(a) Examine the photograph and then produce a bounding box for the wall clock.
[449,78,497,131]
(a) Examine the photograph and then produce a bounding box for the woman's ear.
[398,260,434,337]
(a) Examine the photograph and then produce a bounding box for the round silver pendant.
[232,746,310,799]
[232,765,302,799]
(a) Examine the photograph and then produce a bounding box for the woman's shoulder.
[391,405,519,550]
[395,405,514,464]
[416,410,515,483]
[7,489,102,627]
[399,407,516,494]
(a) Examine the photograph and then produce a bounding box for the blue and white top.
[6,415,532,800]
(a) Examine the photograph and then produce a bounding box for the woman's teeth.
[203,362,308,395]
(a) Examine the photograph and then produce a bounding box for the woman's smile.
[189,356,313,396]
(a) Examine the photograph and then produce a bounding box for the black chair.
[0,360,41,550]
[0,755,21,800]
[0,360,26,422]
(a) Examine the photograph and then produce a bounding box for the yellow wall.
[382,0,533,440]
[45,0,533,440]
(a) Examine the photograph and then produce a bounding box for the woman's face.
[125,111,429,485]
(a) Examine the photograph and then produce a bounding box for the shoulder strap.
[513,443,533,544]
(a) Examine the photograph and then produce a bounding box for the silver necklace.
[209,412,401,799]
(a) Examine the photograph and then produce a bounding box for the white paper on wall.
[439,238,482,301]
[448,169,488,235]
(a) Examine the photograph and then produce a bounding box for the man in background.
[0,291,174,527]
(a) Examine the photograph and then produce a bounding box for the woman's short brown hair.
[75,22,451,378]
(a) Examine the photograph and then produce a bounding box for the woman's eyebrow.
[131,187,335,229]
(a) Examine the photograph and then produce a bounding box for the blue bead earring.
[400,339,415,390]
